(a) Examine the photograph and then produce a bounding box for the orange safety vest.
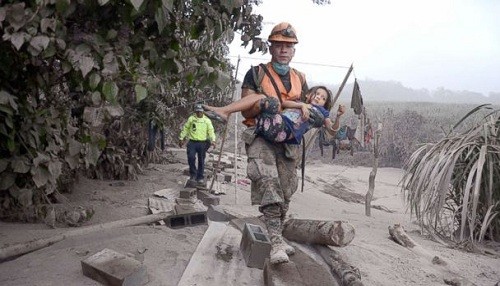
[243,63,305,126]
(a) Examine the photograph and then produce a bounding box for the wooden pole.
[208,56,241,194]
[332,63,353,107]
[365,125,381,216]
[0,212,172,262]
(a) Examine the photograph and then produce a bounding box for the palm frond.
[402,105,500,244]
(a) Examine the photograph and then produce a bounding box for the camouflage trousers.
[244,135,298,237]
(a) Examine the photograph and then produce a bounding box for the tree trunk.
[314,244,363,286]
[0,212,172,262]
[282,219,355,247]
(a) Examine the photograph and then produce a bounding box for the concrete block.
[81,248,148,286]
[216,173,225,182]
[215,173,232,183]
[263,259,304,286]
[179,188,197,199]
[164,211,207,228]
[175,197,197,205]
[174,204,197,215]
[207,204,229,222]
[196,190,220,206]
[164,214,189,228]
[240,223,272,269]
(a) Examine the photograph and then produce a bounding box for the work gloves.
[308,107,325,128]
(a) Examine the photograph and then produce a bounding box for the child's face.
[309,88,328,107]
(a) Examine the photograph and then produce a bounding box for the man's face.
[270,41,296,65]
[195,111,203,118]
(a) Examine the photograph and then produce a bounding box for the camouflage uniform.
[244,131,299,243]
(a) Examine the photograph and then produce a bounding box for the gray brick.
[240,223,271,269]
[179,188,197,199]
[164,211,207,228]
[196,190,220,206]
[81,248,148,286]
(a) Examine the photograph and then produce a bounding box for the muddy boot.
[280,215,295,255]
[279,239,295,256]
[263,205,290,264]
[269,235,289,264]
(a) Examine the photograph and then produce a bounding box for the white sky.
[229,0,500,95]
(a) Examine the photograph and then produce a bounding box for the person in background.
[179,104,216,188]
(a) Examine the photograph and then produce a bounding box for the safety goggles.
[270,25,296,39]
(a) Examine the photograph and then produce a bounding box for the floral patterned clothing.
[255,97,329,144]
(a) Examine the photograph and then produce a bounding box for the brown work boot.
[269,235,289,264]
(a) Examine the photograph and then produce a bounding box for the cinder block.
[174,204,197,215]
[179,188,197,199]
[207,204,229,222]
[164,211,207,228]
[240,223,272,269]
[164,214,189,228]
[196,190,220,206]
[263,258,304,286]
[216,173,225,182]
[175,197,197,205]
[81,248,148,286]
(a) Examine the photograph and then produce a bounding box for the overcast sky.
[229,0,500,96]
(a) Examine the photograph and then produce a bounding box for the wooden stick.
[208,57,241,194]
[332,64,353,107]
[365,128,381,216]
[0,212,172,262]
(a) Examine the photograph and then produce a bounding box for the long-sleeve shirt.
[179,114,216,142]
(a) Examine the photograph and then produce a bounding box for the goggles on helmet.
[270,25,296,39]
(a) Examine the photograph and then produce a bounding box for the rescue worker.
[179,104,216,187]
[240,22,308,264]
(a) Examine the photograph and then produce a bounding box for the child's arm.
[324,105,346,135]
[282,100,311,119]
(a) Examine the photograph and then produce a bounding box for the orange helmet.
[268,22,298,43]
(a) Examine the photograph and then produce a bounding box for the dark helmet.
[194,104,203,112]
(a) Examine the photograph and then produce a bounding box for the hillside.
[310,79,500,104]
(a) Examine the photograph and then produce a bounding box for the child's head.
[306,86,333,110]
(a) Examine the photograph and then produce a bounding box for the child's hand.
[301,103,311,119]
[337,104,346,116]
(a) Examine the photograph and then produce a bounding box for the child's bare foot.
[202,105,229,123]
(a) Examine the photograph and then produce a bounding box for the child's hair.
[307,86,333,111]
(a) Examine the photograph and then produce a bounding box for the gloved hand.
[308,107,325,128]
[179,139,185,147]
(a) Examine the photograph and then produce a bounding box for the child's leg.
[256,97,292,143]
[203,93,266,122]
